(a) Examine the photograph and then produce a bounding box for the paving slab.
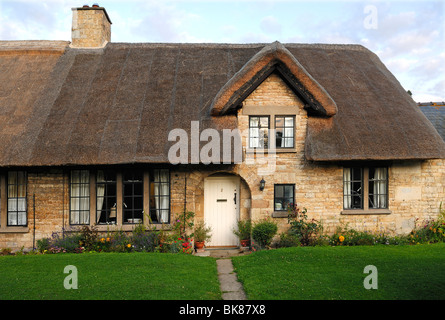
[216,258,247,300]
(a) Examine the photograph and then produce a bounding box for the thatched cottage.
[1,6,444,251]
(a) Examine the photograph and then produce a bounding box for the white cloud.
[260,16,282,35]
[121,1,205,43]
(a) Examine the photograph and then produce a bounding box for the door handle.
[233,193,237,205]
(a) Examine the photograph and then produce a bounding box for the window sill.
[0,226,29,233]
[94,223,172,232]
[341,209,392,215]
[272,211,289,218]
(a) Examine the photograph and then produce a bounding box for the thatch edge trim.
[210,41,338,117]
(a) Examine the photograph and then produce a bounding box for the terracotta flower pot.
[195,241,205,249]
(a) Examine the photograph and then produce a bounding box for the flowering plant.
[286,203,322,246]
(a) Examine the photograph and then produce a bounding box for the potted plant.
[193,221,212,250]
[233,220,252,247]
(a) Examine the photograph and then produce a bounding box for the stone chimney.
[71,4,112,48]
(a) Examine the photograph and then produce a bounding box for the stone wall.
[0,169,67,251]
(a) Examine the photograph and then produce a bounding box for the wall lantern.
[259,178,266,191]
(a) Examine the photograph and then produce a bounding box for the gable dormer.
[210,41,337,117]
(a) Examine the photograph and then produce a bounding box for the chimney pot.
[92,3,99,7]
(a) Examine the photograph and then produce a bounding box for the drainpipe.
[183,174,187,235]
[33,194,36,250]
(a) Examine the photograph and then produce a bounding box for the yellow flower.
[127,243,131,248]
[106,237,110,242]
[339,235,345,242]
[100,238,105,243]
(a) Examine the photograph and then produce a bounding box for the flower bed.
[276,203,445,248]
[36,212,196,255]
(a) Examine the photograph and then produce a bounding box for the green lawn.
[232,243,445,300]
[2,244,445,300]
[0,252,220,300]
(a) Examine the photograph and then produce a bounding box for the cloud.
[260,16,282,35]
[121,2,204,43]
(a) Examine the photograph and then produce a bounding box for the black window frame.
[149,168,170,224]
[122,170,144,224]
[249,116,270,149]
[274,184,295,212]
[96,170,117,225]
[275,115,295,149]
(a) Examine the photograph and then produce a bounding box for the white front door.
[204,176,239,247]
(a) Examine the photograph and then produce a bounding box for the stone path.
[195,248,248,300]
[216,258,247,300]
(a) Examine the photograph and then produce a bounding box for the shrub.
[162,236,193,254]
[37,238,50,253]
[277,232,300,248]
[409,218,445,245]
[109,229,132,252]
[132,224,160,252]
[172,211,195,239]
[252,218,278,249]
[79,225,99,251]
[194,221,212,243]
[233,220,252,240]
[330,224,410,246]
[52,232,83,252]
[286,204,322,246]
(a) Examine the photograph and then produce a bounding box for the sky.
[0,0,444,102]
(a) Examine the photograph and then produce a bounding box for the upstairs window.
[249,115,295,150]
[249,116,269,149]
[275,116,294,148]
[7,171,27,226]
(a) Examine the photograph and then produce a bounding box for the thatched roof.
[0,40,443,167]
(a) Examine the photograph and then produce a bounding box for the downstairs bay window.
[88,168,171,227]
[96,170,117,224]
